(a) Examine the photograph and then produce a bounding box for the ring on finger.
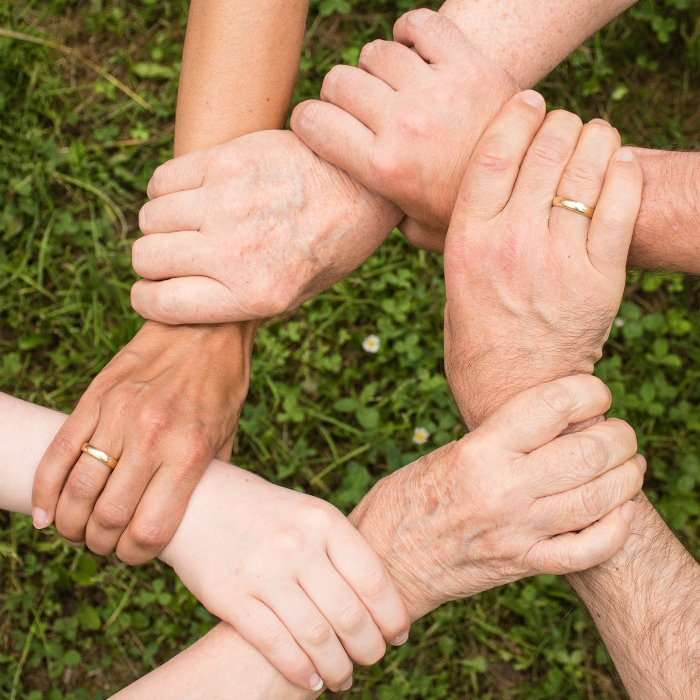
[552,196,595,219]
[81,442,119,470]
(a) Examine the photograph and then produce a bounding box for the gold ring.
[552,196,595,219]
[81,443,119,470]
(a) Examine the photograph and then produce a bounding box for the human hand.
[131,130,402,324]
[290,9,518,252]
[160,461,410,693]
[349,375,644,619]
[32,321,255,564]
[442,91,643,428]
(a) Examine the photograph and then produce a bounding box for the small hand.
[291,9,518,252]
[442,91,643,427]
[31,321,254,563]
[350,375,644,619]
[160,462,410,692]
[131,130,402,324]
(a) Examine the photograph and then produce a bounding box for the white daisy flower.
[362,335,380,353]
[613,317,626,327]
[412,427,430,445]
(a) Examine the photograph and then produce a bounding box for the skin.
[441,91,699,698]
[31,0,310,565]
[1,374,640,697]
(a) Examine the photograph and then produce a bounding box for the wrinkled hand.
[131,130,402,325]
[350,375,644,619]
[160,461,410,693]
[32,321,254,564]
[442,91,643,428]
[291,9,518,252]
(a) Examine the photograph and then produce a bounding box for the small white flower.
[362,335,380,353]
[412,427,430,445]
[614,317,626,327]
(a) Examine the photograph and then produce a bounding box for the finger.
[587,148,643,274]
[32,404,99,528]
[399,217,446,253]
[264,584,354,691]
[529,417,638,496]
[299,567,385,667]
[84,443,158,557]
[509,109,584,217]
[115,445,208,564]
[326,526,410,646]
[130,277,241,325]
[131,231,212,281]
[482,374,613,454]
[357,39,430,90]
[528,501,636,575]
[290,99,374,185]
[320,64,395,130]
[549,119,621,245]
[146,150,207,199]
[54,427,122,543]
[228,596,325,692]
[393,9,475,65]
[138,190,204,234]
[537,454,645,534]
[448,91,546,234]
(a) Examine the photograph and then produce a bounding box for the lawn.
[1,0,699,698]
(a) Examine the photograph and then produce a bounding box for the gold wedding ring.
[552,196,595,219]
[81,443,119,470]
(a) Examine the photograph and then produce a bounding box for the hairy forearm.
[569,492,700,699]
[174,0,308,155]
[627,149,700,273]
[439,0,637,89]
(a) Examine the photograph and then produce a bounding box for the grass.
[1,0,699,697]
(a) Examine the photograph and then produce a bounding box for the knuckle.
[563,159,601,190]
[137,404,174,442]
[147,164,168,199]
[593,200,630,231]
[128,519,168,553]
[530,136,571,168]
[92,499,132,532]
[65,468,103,503]
[360,566,389,599]
[536,381,573,417]
[306,618,333,646]
[577,480,604,522]
[473,135,517,174]
[337,602,367,634]
[575,435,607,473]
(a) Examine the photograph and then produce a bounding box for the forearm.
[1,394,319,698]
[174,0,308,155]
[568,492,700,699]
[627,149,700,273]
[439,0,636,89]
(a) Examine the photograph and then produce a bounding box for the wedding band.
[81,443,119,470]
[552,196,595,219]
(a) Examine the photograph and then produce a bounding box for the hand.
[442,91,643,428]
[290,9,518,252]
[160,461,410,693]
[130,130,402,324]
[31,321,255,563]
[350,375,644,619]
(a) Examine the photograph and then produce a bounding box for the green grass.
[1,0,699,697]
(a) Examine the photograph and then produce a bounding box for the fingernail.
[621,501,636,524]
[309,674,323,692]
[633,453,647,471]
[588,118,611,127]
[614,148,635,162]
[339,677,353,691]
[66,540,84,547]
[390,630,409,646]
[32,508,49,529]
[520,90,544,108]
